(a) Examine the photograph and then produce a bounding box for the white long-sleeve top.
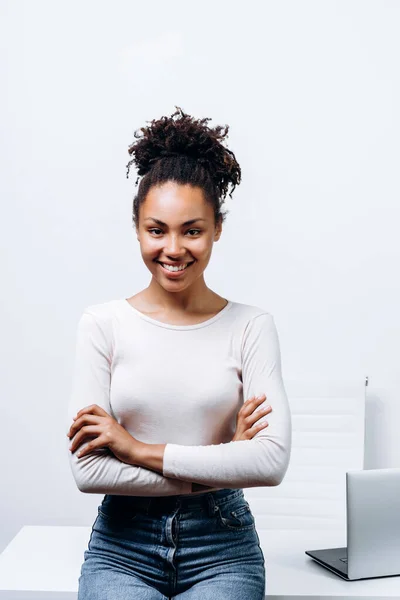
[66,298,292,496]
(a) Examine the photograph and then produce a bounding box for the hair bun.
[126,106,240,184]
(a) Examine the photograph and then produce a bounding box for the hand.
[232,394,272,441]
[67,404,145,465]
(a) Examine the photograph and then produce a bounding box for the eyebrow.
[144,217,207,226]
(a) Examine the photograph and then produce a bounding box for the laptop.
[305,468,400,580]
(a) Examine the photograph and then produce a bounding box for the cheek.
[192,239,211,255]
[198,243,213,259]
[141,240,162,257]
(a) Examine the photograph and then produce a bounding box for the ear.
[214,218,223,241]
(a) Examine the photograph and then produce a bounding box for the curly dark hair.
[126,106,242,229]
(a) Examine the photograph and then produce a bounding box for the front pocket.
[98,504,140,525]
[215,500,255,531]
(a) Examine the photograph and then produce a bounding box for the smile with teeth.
[157,261,194,272]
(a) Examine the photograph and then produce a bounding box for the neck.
[145,277,218,313]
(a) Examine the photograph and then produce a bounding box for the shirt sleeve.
[66,310,192,496]
[162,313,292,488]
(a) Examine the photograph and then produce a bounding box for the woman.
[66,106,292,599]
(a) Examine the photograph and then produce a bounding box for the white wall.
[1,0,399,552]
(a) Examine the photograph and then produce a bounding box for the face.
[136,181,222,291]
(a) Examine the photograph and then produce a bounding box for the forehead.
[142,182,211,220]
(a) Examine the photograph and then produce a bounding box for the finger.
[67,414,100,438]
[75,440,95,458]
[75,433,108,458]
[75,439,93,458]
[72,405,93,421]
[253,421,269,431]
[242,394,266,415]
[249,394,266,407]
[248,403,272,426]
[68,411,111,437]
[73,404,110,422]
[69,425,102,454]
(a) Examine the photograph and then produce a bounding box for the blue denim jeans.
[78,488,266,599]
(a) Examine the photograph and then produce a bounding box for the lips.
[156,260,195,267]
[156,260,195,276]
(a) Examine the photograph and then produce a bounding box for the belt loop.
[206,492,219,517]
[143,497,151,516]
[146,497,153,515]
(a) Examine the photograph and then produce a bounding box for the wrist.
[131,441,149,466]
[135,443,166,474]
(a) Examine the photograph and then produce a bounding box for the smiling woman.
[123,106,241,321]
[68,106,292,600]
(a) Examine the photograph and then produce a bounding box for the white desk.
[0,526,399,599]
[258,529,400,599]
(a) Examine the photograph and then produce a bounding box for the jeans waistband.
[102,488,244,515]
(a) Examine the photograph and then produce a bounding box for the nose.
[164,235,185,257]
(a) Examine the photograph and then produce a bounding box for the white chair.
[244,377,367,539]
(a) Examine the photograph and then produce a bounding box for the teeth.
[160,262,191,272]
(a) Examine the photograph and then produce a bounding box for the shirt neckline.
[120,298,233,330]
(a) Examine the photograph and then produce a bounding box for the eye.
[148,228,201,236]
